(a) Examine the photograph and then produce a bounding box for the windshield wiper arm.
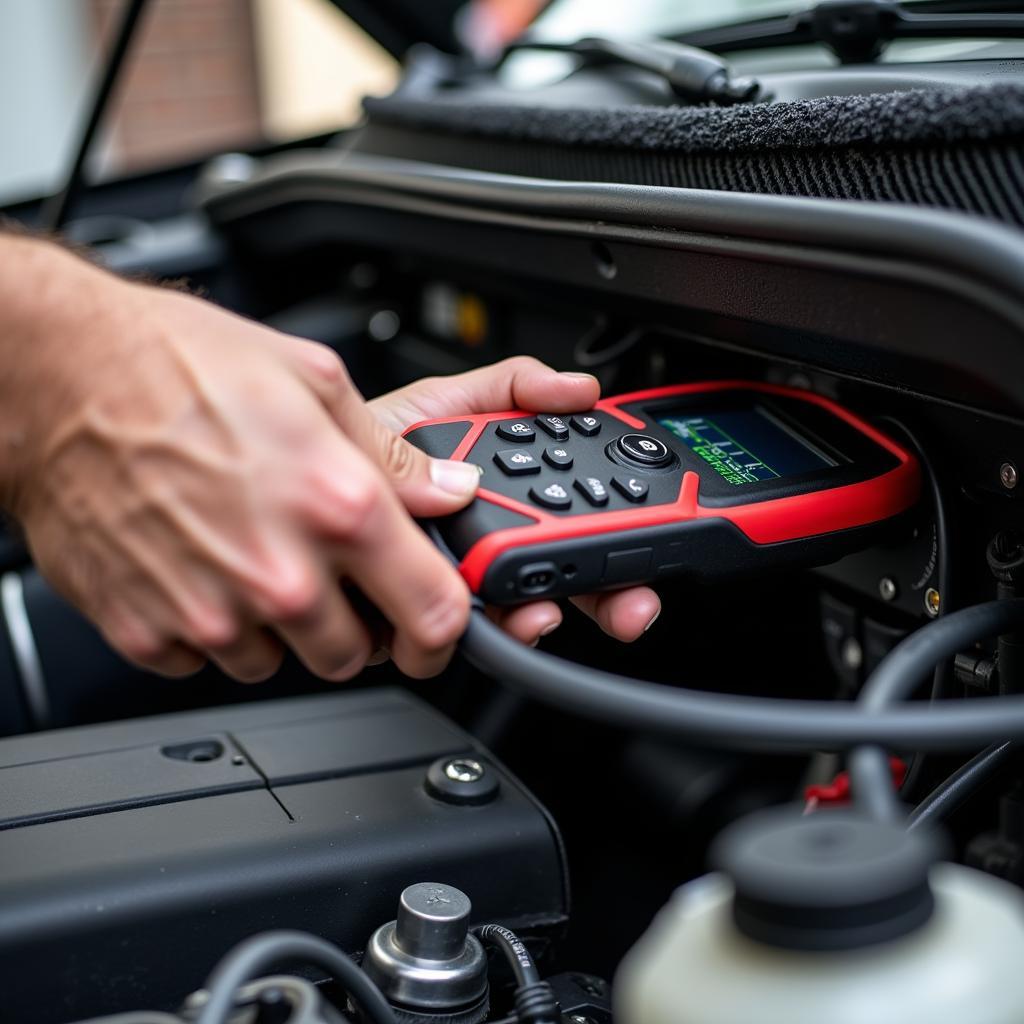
[679,0,1024,65]
[504,36,761,105]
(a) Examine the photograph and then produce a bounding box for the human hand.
[371,357,662,646]
[7,259,486,682]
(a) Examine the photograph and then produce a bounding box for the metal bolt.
[924,587,941,618]
[443,758,485,784]
[878,577,898,602]
[570,1017,594,1024]
[1000,462,1019,491]
[231,754,245,766]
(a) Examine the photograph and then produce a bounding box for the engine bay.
[4,2,1024,1021]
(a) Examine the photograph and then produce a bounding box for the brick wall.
[91,0,263,175]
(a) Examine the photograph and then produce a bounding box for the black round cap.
[711,808,943,952]
[425,756,500,806]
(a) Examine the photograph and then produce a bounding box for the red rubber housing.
[403,381,921,594]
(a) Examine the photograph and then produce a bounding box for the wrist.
[0,237,139,516]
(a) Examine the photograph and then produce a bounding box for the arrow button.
[612,475,650,502]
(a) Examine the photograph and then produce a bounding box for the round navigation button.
[615,433,671,467]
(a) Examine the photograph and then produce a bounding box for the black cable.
[474,924,540,988]
[461,599,1024,751]
[39,0,151,232]
[475,925,557,1024]
[194,930,396,1024]
[847,601,1024,819]
[848,745,904,822]
[908,741,1018,831]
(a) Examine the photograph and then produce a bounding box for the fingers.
[271,575,375,682]
[205,626,285,683]
[281,337,480,518]
[99,602,207,678]
[123,641,207,678]
[301,432,472,679]
[368,355,601,432]
[490,601,563,646]
[570,587,661,642]
[345,505,471,677]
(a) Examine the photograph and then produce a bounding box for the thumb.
[374,419,482,517]
[281,337,481,516]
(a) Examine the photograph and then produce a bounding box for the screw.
[569,1017,593,1024]
[878,577,898,602]
[925,587,941,618]
[443,758,485,784]
[1001,462,1019,491]
[231,754,245,766]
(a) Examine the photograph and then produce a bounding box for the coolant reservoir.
[615,809,1024,1024]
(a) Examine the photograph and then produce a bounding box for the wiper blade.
[504,36,761,106]
[679,0,1024,65]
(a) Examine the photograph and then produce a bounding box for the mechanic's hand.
[371,358,662,647]
[9,268,489,683]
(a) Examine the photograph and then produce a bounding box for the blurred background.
[0,0,793,208]
[0,0,399,206]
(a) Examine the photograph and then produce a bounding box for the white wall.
[253,0,398,141]
[0,0,91,204]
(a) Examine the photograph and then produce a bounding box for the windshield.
[529,0,964,41]
[530,0,797,40]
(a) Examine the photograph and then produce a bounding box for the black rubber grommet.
[425,756,500,806]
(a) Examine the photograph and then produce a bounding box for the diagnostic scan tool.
[405,382,920,604]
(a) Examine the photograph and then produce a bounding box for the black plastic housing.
[0,689,567,1024]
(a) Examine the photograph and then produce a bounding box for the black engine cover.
[0,688,567,1023]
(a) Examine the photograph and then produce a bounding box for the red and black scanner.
[404,381,920,605]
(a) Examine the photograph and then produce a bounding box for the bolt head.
[924,587,941,618]
[444,758,485,784]
[1000,462,1019,491]
[878,577,898,601]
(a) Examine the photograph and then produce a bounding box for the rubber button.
[496,420,535,442]
[612,475,649,502]
[570,414,601,436]
[574,476,609,506]
[535,414,569,441]
[543,445,573,470]
[616,433,671,466]
[529,481,572,510]
[494,448,541,475]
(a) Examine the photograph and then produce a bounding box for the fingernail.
[561,371,598,382]
[643,609,661,633]
[540,621,559,637]
[431,459,480,497]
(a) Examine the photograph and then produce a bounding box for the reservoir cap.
[712,808,943,952]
